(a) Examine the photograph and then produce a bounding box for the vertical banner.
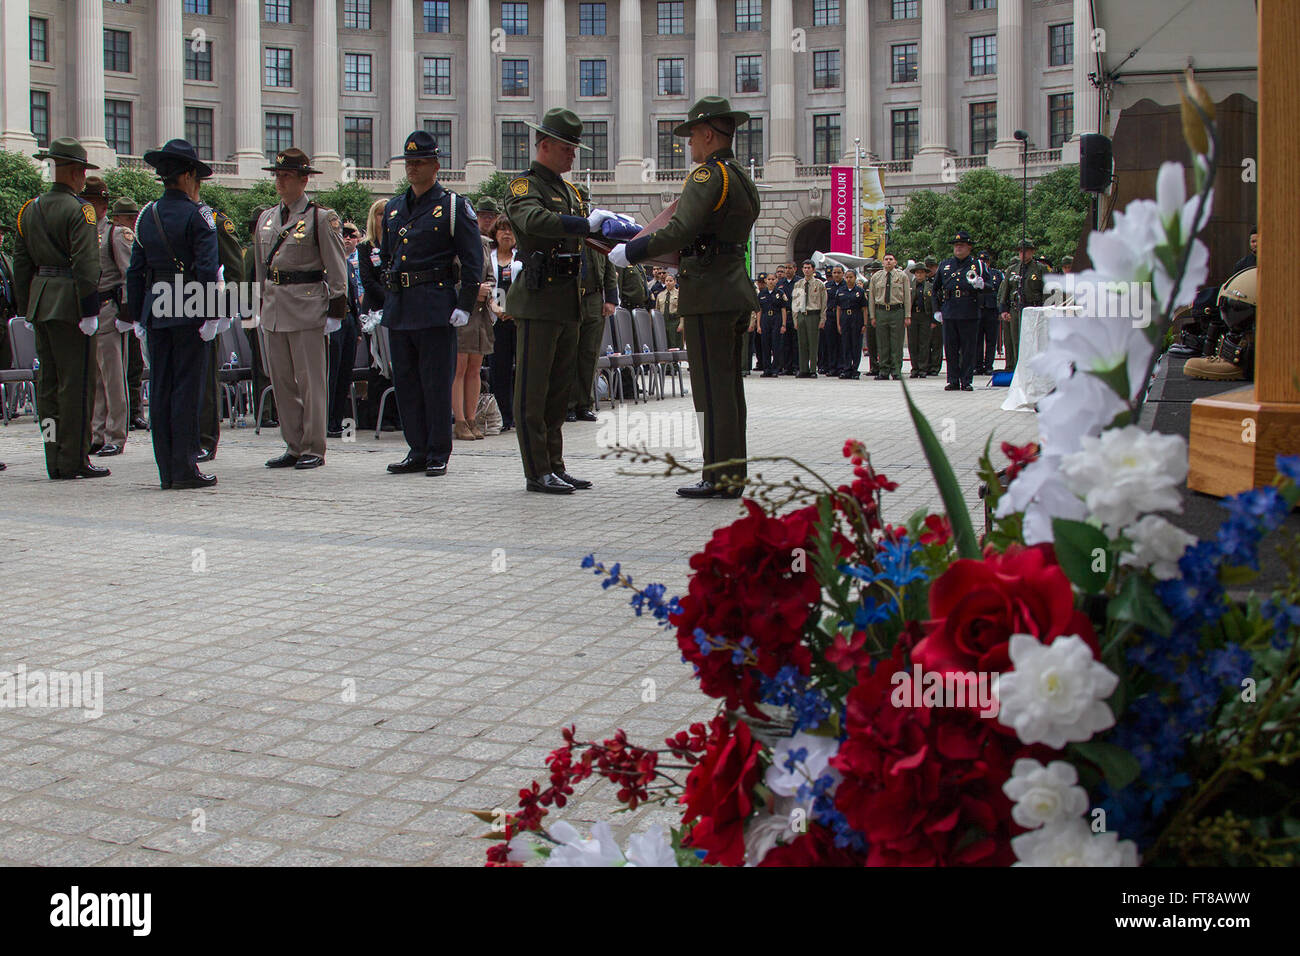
[829,165,855,255]
[860,166,888,261]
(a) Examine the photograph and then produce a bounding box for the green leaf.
[899,377,979,560]
[1070,741,1142,791]
[1051,518,1112,594]
[1107,572,1175,637]
[1085,363,1131,404]
[1219,564,1259,587]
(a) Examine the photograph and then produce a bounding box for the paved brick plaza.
[0,374,1037,865]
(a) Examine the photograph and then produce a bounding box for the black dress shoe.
[265,453,300,468]
[564,411,577,422]
[909,371,922,379]
[388,455,427,474]
[556,471,592,489]
[326,429,343,439]
[88,441,104,455]
[263,418,279,428]
[97,443,124,457]
[575,409,598,422]
[892,374,902,380]
[173,472,217,490]
[526,473,574,494]
[294,454,324,469]
[129,416,149,431]
[426,460,448,477]
[676,479,743,499]
[61,463,111,479]
[962,384,974,391]
[944,383,960,391]
[196,447,215,462]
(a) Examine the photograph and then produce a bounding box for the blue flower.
[853,596,897,629]
[783,747,808,773]
[1276,454,1300,483]
[1261,600,1300,650]
[581,553,596,569]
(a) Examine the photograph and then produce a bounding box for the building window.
[502,121,530,171]
[970,101,996,154]
[30,91,50,148]
[891,0,917,19]
[812,50,840,89]
[735,0,762,31]
[657,120,685,170]
[423,57,451,95]
[1049,23,1074,66]
[423,1,450,32]
[813,113,840,165]
[891,108,918,160]
[344,53,372,93]
[344,117,373,168]
[104,29,131,73]
[579,3,606,35]
[735,117,763,168]
[891,43,917,83]
[813,0,840,26]
[1049,92,1074,148]
[423,119,451,166]
[184,0,212,13]
[105,100,132,154]
[30,17,48,62]
[579,60,607,97]
[970,0,996,9]
[502,2,528,35]
[657,1,684,34]
[265,0,291,24]
[343,0,370,30]
[970,34,996,77]
[185,41,213,81]
[185,107,214,160]
[735,55,762,94]
[584,120,609,170]
[657,58,685,96]
[501,59,529,97]
[264,48,292,87]
[264,112,294,161]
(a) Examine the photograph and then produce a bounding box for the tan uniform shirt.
[253,194,347,333]
[95,218,133,329]
[791,276,827,314]
[655,287,679,318]
[868,267,912,320]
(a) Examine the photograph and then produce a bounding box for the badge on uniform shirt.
[692,167,712,183]
[370,250,381,266]
[292,220,307,239]
[199,207,216,231]
[432,205,443,218]
[389,209,398,217]
[510,178,529,197]
[82,205,97,226]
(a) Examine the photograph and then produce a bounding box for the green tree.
[1028,165,1091,267]
[103,167,163,207]
[223,181,278,245]
[0,150,46,256]
[314,180,374,233]
[889,189,948,265]
[198,182,237,219]
[466,171,509,208]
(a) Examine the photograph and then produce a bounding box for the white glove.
[450,309,470,328]
[199,319,220,341]
[78,316,98,336]
[608,244,630,269]
[324,317,342,335]
[133,322,146,340]
[933,311,943,324]
[115,319,134,333]
[216,316,232,335]
[969,274,985,290]
[587,208,616,232]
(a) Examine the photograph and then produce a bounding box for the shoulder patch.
[199,207,216,231]
[466,203,477,222]
[327,212,341,232]
[82,205,97,226]
[223,218,236,235]
[692,167,712,184]
[510,178,530,197]
[121,228,135,243]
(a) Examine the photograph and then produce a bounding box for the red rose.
[912,543,1098,677]
[681,716,762,866]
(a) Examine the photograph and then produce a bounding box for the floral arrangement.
[479,74,1300,867]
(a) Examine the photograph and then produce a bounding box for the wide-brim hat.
[34,137,100,170]
[392,129,441,162]
[111,197,139,218]
[1060,256,1074,266]
[924,256,938,268]
[673,96,751,137]
[263,147,322,175]
[144,139,214,179]
[476,196,500,214]
[1014,238,1038,250]
[523,108,590,150]
[80,176,110,202]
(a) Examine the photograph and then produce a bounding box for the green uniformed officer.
[241,206,276,426]
[617,264,648,309]
[198,205,245,460]
[998,239,1045,371]
[608,96,760,499]
[923,257,944,375]
[502,108,621,494]
[12,137,109,480]
[907,259,932,378]
[569,182,618,422]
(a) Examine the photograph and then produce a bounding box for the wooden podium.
[1188,0,1300,496]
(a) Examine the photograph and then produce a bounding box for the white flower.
[1152,162,1212,311]
[765,732,840,798]
[1121,514,1197,580]
[1059,425,1188,532]
[744,809,798,867]
[1002,759,1090,830]
[504,836,534,863]
[543,820,626,867]
[624,825,678,867]
[997,634,1118,748]
[995,456,1088,546]
[1087,200,1162,284]
[1035,372,1127,457]
[1011,818,1139,867]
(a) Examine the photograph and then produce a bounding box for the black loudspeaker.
[1079,133,1113,193]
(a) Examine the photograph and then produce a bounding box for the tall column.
[841,0,871,163]
[0,0,38,155]
[914,0,949,177]
[694,0,719,97]
[1061,0,1099,165]
[614,0,644,184]
[233,0,264,177]
[464,0,494,184]
[73,0,112,167]
[989,0,1024,169]
[389,0,416,169]
[543,0,566,112]
[767,0,796,179]
[312,0,341,178]
[156,0,184,144]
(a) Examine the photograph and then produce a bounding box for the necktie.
[884,271,891,305]
[280,204,290,226]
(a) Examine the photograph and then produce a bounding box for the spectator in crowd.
[453,223,498,441]
[356,199,398,431]
[487,216,519,432]
[1232,226,1257,274]
[327,220,362,437]
[656,272,683,349]
[790,259,826,378]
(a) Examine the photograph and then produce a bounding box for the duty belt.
[678,237,744,260]
[387,266,450,290]
[37,266,73,277]
[270,268,325,285]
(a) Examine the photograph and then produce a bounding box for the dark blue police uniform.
[757,286,784,377]
[932,249,985,390]
[820,277,843,374]
[776,275,796,373]
[837,282,868,378]
[976,254,1003,374]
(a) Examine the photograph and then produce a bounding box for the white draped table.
[1001,305,1085,411]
